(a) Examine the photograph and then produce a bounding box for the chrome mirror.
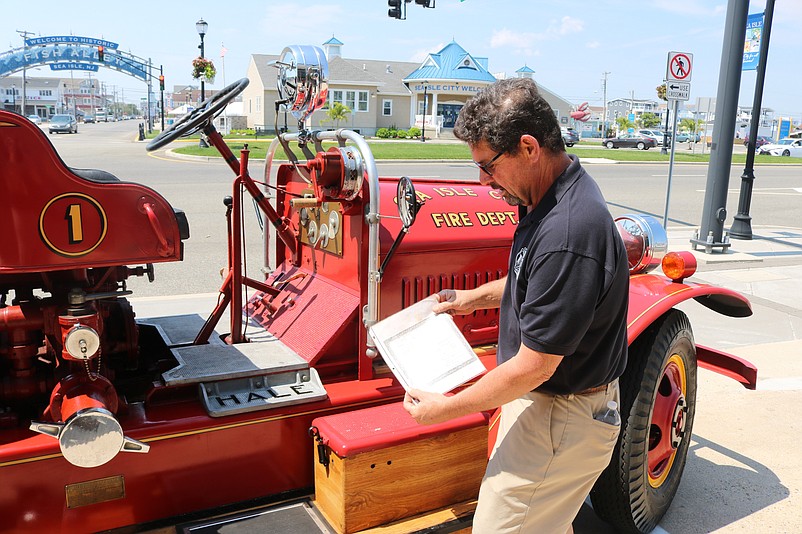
[273,45,329,124]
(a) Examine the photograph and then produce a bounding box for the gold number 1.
[66,204,83,243]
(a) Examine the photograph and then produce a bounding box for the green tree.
[616,116,634,133]
[679,118,703,134]
[639,112,661,128]
[656,83,667,101]
[321,102,351,128]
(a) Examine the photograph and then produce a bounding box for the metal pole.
[661,96,670,155]
[664,99,680,228]
[147,59,153,132]
[691,0,748,253]
[160,65,165,131]
[421,82,427,142]
[731,0,775,240]
[602,72,609,138]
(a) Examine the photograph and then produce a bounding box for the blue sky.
[4,0,799,120]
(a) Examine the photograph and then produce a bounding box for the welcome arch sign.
[0,36,150,81]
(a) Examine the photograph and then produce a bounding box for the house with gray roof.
[242,38,578,137]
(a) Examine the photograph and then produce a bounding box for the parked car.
[758,138,802,157]
[743,134,772,148]
[83,115,96,124]
[602,133,657,150]
[638,129,670,147]
[48,114,78,134]
[561,127,579,147]
[26,114,42,124]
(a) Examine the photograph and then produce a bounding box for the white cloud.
[490,15,584,53]
[586,41,601,49]
[551,16,584,36]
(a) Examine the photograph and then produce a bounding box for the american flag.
[220,44,228,58]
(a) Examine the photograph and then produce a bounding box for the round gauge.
[397,176,418,227]
[328,211,340,235]
[319,224,330,248]
[299,208,310,227]
[307,220,319,245]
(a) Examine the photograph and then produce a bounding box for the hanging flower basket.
[192,57,216,83]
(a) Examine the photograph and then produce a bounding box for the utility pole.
[16,30,34,116]
[691,0,748,253]
[602,72,610,138]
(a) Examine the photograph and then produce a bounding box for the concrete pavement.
[580,225,802,532]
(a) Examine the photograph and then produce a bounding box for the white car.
[758,138,802,157]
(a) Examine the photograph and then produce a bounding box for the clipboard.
[368,296,486,394]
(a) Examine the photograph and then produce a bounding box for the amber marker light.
[662,251,697,282]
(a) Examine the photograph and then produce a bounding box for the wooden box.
[311,403,489,534]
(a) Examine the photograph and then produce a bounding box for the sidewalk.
[660,225,802,533]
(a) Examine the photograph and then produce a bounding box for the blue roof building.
[244,37,577,138]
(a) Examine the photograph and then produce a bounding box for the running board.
[177,498,475,534]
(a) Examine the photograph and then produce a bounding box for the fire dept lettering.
[476,211,517,226]
[431,212,473,228]
[432,186,478,197]
[430,211,518,228]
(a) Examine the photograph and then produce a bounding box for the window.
[383,99,392,116]
[256,96,261,112]
[40,90,52,96]
[330,89,369,113]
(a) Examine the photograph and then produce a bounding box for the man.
[403,78,629,533]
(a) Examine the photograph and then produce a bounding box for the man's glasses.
[473,151,505,177]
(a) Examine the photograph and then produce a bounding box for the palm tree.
[615,116,634,134]
[322,102,351,129]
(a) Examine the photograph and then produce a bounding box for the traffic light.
[415,0,433,6]
[97,46,104,62]
[388,0,402,19]
[159,75,165,91]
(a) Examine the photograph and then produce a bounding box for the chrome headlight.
[615,214,668,274]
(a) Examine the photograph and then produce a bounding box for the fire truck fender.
[626,274,756,389]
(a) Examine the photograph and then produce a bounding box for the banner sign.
[25,36,119,50]
[0,44,146,81]
[743,12,764,71]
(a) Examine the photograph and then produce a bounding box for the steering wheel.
[146,78,250,152]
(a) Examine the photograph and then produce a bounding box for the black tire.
[637,142,646,150]
[782,150,790,157]
[606,141,615,149]
[566,143,574,147]
[590,310,697,533]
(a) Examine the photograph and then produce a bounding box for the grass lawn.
[166,137,795,165]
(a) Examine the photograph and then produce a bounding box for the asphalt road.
[41,120,802,532]
[44,122,802,296]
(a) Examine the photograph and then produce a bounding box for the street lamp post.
[196,18,209,147]
[11,84,16,114]
[421,81,427,143]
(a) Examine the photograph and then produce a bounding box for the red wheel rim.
[648,353,687,488]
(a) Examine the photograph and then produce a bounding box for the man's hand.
[432,289,476,316]
[403,389,454,425]
[432,277,506,316]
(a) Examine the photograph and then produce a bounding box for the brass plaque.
[299,201,344,256]
[65,475,125,509]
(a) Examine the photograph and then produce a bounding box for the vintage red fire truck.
[0,46,756,534]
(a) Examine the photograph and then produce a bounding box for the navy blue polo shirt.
[498,155,629,395]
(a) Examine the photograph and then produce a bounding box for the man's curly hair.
[453,78,565,155]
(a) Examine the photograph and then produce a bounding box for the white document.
[369,296,486,394]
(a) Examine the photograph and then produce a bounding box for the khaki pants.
[472,380,620,534]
